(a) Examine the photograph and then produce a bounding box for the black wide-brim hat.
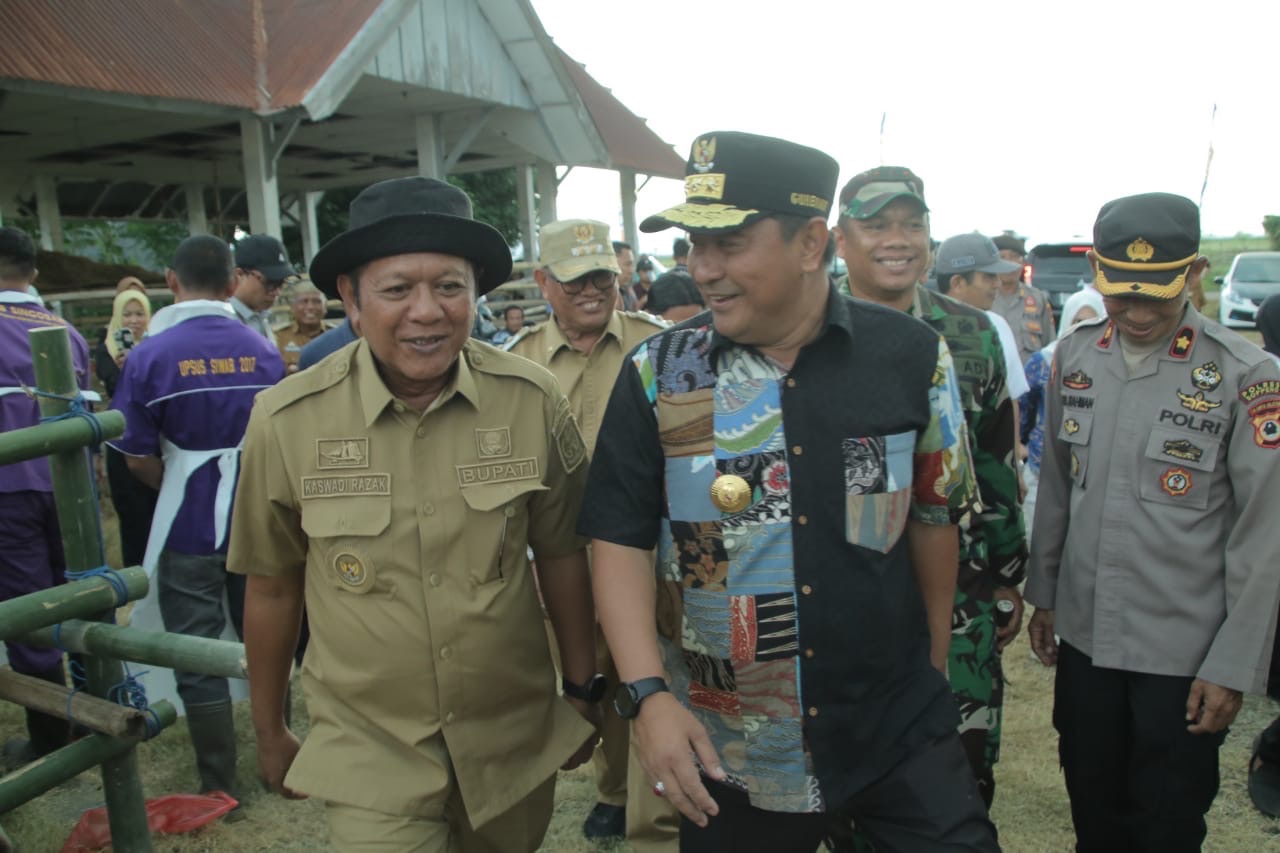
[641,131,839,234]
[309,177,513,299]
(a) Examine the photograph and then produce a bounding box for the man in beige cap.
[505,219,671,846]
[275,279,328,374]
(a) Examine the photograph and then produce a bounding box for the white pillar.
[34,175,63,252]
[300,191,324,266]
[240,117,282,237]
[619,169,639,253]
[515,164,537,263]
[536,159,558,226]
[416,115,443,178]
[184,184,208,234]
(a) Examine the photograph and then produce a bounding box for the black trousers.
[105,446,157,568]
[679,732,998,853]
[1054,642,1225,853]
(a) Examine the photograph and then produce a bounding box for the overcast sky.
[532,0,1278,255]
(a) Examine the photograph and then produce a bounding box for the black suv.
[1026,241,1092,315]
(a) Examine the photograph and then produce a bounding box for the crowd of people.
[1,125,1279,853]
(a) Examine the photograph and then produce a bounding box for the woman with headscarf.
[1019,286,1107,531]
[95,279,158,568]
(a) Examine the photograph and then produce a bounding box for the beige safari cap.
[539,219,620,281]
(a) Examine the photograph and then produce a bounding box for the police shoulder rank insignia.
[1162,439,1204,463]
[1126,237,1155,262]
[334,552,368,587]
[709,474,752,513]
[1097,322,1115,349]
[1159,467,1192,497]
[1176,389,1221,413]
[1064,417,1081,435]
[1249,399,1280,448]
[691,137,716,173]
[317,438,369,469]
[475,427,512,459]
[1168,327,1195,359]
[1062,370,1092,390]
[1190,362,1222,392]
[552,398,586,474]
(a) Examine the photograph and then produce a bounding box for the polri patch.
[1159,467,1192,497]
[456,457,540,487]
[301,473,391,499]
[1249,399,1280,449]
[1240,379,1280,403]
[1191,362,1222,392]
[316,438,369,469]
[475,427,512,459]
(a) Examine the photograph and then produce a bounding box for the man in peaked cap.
[989,233,1056,364]
[833,167,1028,820]
[579,132,998,851]
[504,219,669,844]
[1026,192,1280,850]
[228,176,600,852]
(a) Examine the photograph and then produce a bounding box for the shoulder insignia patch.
[1249,399,1280,448]
[1240,379,1280,403]
[1098,322,1115,349]
[553,397,587,474]
[1191,362,1222,392]
[1159,467,1192,497]
[1176,389,1222,413]
[1168,326,1195,359]
[1062,369,1092,390]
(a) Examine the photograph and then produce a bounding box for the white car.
[1217,252,1280,329]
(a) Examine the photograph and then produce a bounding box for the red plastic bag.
[61,791,239,852]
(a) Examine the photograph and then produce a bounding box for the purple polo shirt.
[0,292,91,494]
[108,314,284,555]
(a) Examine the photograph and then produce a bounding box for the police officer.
[990,234,1055,364]
[505,219,670,845]
[228,177,600,852]
[581,131,997,852]
[1026,192,1280,851]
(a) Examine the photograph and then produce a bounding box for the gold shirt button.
[428,573,442,587]
[792,445,803,456]
[440,646,452,660]
[394,402,407,413]
[801,584,813,595]
[334,362,347,377]
[808,706,819,718]
[416,426,427,438]
[804,648,815,659]
[423,503,434,516]
[797,515,808,525]
[471,352,485,366]
[786,377,796,388]
[504,505,517,518]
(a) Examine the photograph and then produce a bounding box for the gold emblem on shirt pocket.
[843,432,914,554]
[300,499,390,595]
[1058,412,1093,488]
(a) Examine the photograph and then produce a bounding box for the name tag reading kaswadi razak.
[301,474,392,498]
[456,457,540,486]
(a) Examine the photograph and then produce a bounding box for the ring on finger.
[652,780,666,797]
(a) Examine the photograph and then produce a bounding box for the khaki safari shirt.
[227,338,593,825]
[1026,307,1280,693]
[992,283,1056,364]
[504,309,667,454]
[275,321,326,374]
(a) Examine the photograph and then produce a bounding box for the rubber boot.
[185,700,244,820]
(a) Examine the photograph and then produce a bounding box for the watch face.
[613,683,638,719]
[585,674,608,703]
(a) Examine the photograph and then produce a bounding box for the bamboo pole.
[30,326,153,851]
[21,621,249,681]
[0,670,146,739]
[0,410,124,466]
[0,566,148,644]
[0,701,177,815]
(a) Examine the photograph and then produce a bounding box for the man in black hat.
[227,177,601,852]
[231,234,296,343]
[580,132,998,851]
[1026,192,1280,851]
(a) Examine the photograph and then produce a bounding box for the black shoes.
[582,802,625,839]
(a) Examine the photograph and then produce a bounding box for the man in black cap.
[231,234,296,343]
[990,234,1055,364]
[580,132,998,851]
[1026,192,1280,851]
[228,177,601,851]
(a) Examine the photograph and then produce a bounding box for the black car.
[1026,241,1092,315]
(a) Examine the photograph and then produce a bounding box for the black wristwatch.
[613,677,670,719]
[562,673,608,703]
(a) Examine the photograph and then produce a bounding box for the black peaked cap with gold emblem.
[1093,192,1200,300]
[640,131,839,234]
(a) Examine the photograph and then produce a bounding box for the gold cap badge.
[709,474,751,513]
[1126,237,1155,262]
[691,137,717,173]
[573,223,595,244]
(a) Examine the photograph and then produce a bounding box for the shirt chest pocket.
[300,498,391,595]
[1138,427,1220,511]
[461,481,548,585]
[1058,411,1093,488]
[843,431,915,554]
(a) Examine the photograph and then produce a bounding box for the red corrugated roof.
[557,48,684,180]
[0,0,382,113]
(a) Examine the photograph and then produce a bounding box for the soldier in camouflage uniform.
[832,166,1027,812]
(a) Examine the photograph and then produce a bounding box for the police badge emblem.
[1249,399,1280,449]
[1159,467,1192,497]
[1191,362,1222,392]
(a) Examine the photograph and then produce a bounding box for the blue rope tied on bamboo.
[63,566,130,610]
[26,386,104,444]
[108,669,163,738]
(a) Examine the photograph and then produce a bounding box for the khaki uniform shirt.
[504,310,666,454]
[275,321,326,374]
[227,339,592,825]
[1026,308,1280,693]
[992,283,1056,364]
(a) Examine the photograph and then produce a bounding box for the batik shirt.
[581,288,976,813]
